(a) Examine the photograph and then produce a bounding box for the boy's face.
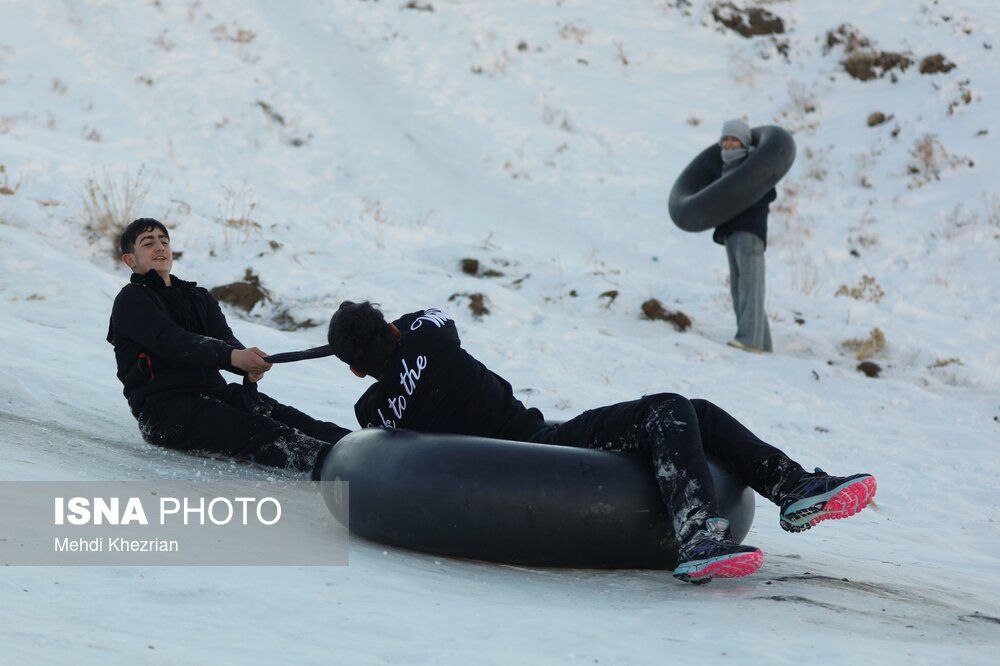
[124,227,172,276]
[720,136,745,150]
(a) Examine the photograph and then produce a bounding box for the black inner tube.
[320,428,755,569]
[668,125,795,232]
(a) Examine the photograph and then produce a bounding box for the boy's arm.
[354,388,379,428]
[112,287,236,369]
[202,288,249,375]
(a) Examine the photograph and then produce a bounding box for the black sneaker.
[779,468,877,533]
[672,518,763,585]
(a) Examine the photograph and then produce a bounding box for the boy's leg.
[689,398,876,531]
[237,385,350,446]
[532,394,763,582]
[689,398,805,504]
[531,394,721,543]
[138,389,334,474]
[729,232,772,352]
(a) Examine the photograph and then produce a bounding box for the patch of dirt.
[867,111,892,127]
[843,50,913,82]
[272,308,320,331]
[825,24,913,82]
[599,290,619,308]
[460,257,504,278]
[401,1,434,11]
[640,299,691,332]
[825,24,871,52]
[460,258,479,275]
[857,361,882,378]
[448,291,490,318]
[711,3,784,38]
[920,53,956,74]
[256,100,285,126]
[211,268,269,312]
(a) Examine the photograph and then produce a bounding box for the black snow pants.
[529,393,805,543]
[137,383,349,479]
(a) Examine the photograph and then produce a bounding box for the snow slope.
[1,0,998,662]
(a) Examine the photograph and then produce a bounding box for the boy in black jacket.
[325,302,877,584]
[106,219,348,477]
[714,119,775,353]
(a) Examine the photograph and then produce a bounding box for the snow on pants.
[137,383,349,478]
[529,393,804,543]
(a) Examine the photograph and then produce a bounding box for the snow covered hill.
[1,1,997,662]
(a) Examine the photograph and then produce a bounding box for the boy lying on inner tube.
[319,302,877,585]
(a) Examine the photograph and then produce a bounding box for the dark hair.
[120,218,169,255]
[327,301,398,377]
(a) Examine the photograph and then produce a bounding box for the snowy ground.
[1,0,998,662]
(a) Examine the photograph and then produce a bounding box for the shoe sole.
[780,476,877,533]
[673,549,764,585]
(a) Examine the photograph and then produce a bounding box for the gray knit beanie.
[720,119,752,148]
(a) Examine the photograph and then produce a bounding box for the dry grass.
[216,187,261,250]
[217,186,259,241]
[787,81,818,115]
[558,23,591,44]
[211,24,256,44]
[81,166,150,258]
[948,80,974,115]
[835,274,885,303]
[0,164,19,195]
[842,328,886,360]
[984,193,1000,228]
[907,133,972,186]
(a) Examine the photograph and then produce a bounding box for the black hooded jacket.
[712,187,777,248]
[354,309,545,441]
[107,270,245,418]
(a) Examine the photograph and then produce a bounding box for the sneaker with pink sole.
[779,469,877,533]
[673,518,764,585]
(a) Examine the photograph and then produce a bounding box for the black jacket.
[355,309,545,441]
[107,270,245,418]
[712,187,776,248]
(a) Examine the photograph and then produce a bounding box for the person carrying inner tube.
[322,302,877,585]
[716,118,776,354]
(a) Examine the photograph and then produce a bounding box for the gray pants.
[725,232,772,352]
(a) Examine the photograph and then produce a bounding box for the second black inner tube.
[668,125,796,233]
